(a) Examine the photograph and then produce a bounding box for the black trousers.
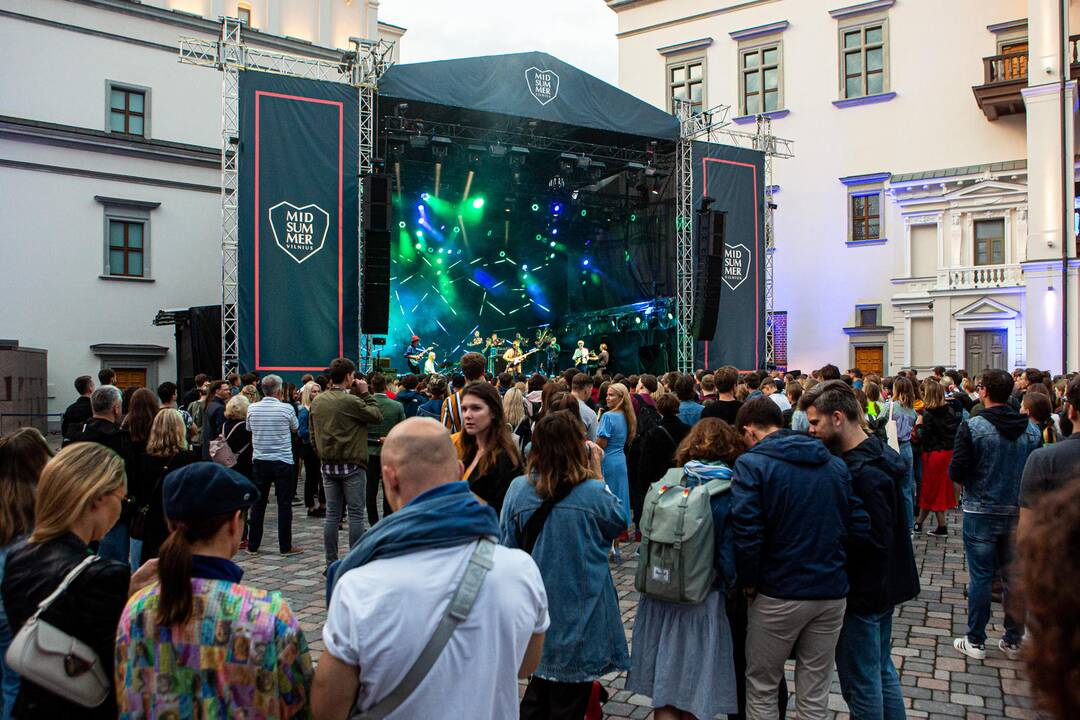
[249,460,294,553]
[520,677,593,720]
[300,442,325,508]
[365,453,392,525]
[726,591,789,720]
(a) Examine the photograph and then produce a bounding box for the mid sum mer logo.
[268,201,330,264]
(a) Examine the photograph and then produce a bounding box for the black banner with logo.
[238,70,359,378]
[692,141,766,371]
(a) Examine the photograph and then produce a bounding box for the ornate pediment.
[954,296,1020,321]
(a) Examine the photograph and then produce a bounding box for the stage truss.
[179,19,394,375]
[673,100,793,373]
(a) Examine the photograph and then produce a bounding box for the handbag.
[4,555,111,708]
[209,422,247,468]
[884,400,900,452]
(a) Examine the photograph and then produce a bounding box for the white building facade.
[0,0,403,420]
[607,0,1079,376]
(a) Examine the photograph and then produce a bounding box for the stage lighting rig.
[489,144,508,159]
[558,152,577,175]
[466,144,486,167]
[509,146,529,166]
[386,133,407,158]
[430,135,452,159]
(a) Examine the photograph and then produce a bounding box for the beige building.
[607,0,1079,375]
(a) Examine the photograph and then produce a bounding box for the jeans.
[248,460,295,553]
[963,512,1023,646]
[323,468,367,562]
[97,519,130,564]
[835,607,906,720]
[898,441,915,531]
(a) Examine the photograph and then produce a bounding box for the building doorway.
[853,345,884,375]
[965,330,1007,371]
[113,367,148,390]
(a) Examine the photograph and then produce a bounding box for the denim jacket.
[500,476,630,683]
[949,405,1041,515]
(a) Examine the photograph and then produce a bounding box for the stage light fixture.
[551,228,558,235]
[398,221,406,229]
[471,198,485,209]
[466,144,486,167]
[499,251,506,257]
[551,202,562,214]
[549,241,556,248]
[535,234,543,241]
[430,135,452,159]
[582,258,590,267]
[489,144,508,158]
[630,214,637,222]
[531,203,540,212]
[589,160,607,181]
[576,155,592,170]
[580,209,587,217]
[558,153,577,174]
[548,175,565,190]
[509,146,529,166]
[409,135,429,149]
[420,193,430,201]
[387,134,408,157]
[415,230,423,238]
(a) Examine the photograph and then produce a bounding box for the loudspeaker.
[693,252,724,341]
[362,228,391,334]
[363,174,391,231]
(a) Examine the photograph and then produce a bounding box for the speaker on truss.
[693,208,726,341]
[361,172,392,335]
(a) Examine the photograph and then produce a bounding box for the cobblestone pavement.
[238,498,1036,719]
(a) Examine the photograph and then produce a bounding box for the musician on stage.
[484,332,502,375]
[403,335,424,373]
[544,337,560,375]
[503,339,524,375]
[596,343,610,375]
[423,350,438,375]
[572,340,590,374]
[468,330,484,348]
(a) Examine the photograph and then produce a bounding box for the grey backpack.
[635,467,731,604]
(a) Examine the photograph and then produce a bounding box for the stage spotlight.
[635,316,642,324]
[588,160,607,181]
[582,258,590,267]
[549,241,556,248]
[420,193,430,201]
[531,203,540,212]
[386,133,408,158]
[489,144,508,158]
[509,146,529,166]
[551,228,558,235]
[551,202,562,214]
[398,221,406,229]
[548,175,565,190]
[558,152,577,175]
[409,135,429,150]
[471,197,485,209]
[430,135,452,159]
[576,155,591,171]
[466,144,486,167]
[630,214,637,222]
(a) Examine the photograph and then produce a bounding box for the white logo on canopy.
[525,67,560,106]
[722,243,751,292]
[268,201,330,264]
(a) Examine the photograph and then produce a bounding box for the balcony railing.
[941,264,1023,290]
[973,36,1080,119]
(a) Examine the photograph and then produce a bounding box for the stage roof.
[378,51,680,142]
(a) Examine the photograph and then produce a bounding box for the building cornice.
[840,171,891,186]
[0,116,220,168]
[91,343,169,357]
[615,0,781,39]
[730,20,789,40]
[0,159,222,195]
[657,37,713,56]
[987,19,1027,34]
[95,196,162,210]
[828,0,896,20]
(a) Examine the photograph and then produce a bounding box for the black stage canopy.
[378,51,680,144]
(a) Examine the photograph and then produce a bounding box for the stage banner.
[238,70,359,377]
[691,141,766,371]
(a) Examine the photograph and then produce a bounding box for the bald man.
[313,418,548,720]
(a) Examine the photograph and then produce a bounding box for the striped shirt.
[246,397,298,464]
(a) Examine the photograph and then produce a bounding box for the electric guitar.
[504,347,540,369]
[405,345,436,373]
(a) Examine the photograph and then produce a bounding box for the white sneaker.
[953,637,986,660]
[998,638,1021,661]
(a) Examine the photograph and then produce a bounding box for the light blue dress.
[598,411,632,527]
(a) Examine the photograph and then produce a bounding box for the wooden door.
[112,367,147,390]
[854,346,884,376]
[965,330,1007,372]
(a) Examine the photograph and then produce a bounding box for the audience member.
[245,374,302,555]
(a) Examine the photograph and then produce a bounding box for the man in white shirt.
[245,373,301,555]
[312,418,548,720]
[763,377,792,412]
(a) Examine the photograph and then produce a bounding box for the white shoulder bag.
[5,555,112,708]
[884,400,900,452]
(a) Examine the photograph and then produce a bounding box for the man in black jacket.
[805,380,920,720]
[67,385,124,454]
[201,379,231,458]
[60,375,95,443]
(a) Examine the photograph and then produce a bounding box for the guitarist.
[403,335,425,374]
[503,339,524,375]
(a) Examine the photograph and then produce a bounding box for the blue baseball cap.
[163,462,260,521]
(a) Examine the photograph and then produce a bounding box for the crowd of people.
[0,357,1076,720]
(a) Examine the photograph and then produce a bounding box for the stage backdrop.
[238,71,359,378]
[692,141,766,371]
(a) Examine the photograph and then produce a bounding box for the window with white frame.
[850,191,882,242]
[840,22,888,98]
[740,43,782,115]
[974,218,1005,266]
[667,57,705,114]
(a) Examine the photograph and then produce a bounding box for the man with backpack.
[804,381,920,719]
[731,397,870,720]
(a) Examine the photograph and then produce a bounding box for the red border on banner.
[702,156,760,371]
[254,90,344,372]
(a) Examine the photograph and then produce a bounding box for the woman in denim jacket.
[501,411,629,719]
[626,418,741,720]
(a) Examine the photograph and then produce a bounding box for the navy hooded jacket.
[731,429,870,600]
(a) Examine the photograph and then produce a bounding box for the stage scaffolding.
[673,100,793,374]
[179,19,394,375]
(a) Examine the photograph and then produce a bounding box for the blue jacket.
[500,476,629,682]
[949,404,1042,515]
[395,389,426,418]
[297,406,312,443]
[731,430,869,600]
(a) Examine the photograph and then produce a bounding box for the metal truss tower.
[179,20,393,375]
[674,99,793,372]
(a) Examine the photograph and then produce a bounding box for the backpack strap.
[353,538,496,720]
[520,483,572,554]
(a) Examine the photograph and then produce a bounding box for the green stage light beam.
[471,197,485,209]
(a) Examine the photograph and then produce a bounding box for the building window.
[668,57,705,113]
[851,192,881,241]
[108,220,144,277]
[238,4,252,26]
[974,218,1005,266]
[109,87,145,136]
[858,305,880,327]
[841,23,887,98]
[741,44,781,115]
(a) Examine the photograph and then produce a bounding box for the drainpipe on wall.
[1060,0,1071,373]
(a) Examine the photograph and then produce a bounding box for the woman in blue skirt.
[597,382,635,561]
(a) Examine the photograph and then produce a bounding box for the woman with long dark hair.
[0,428,53,718]
[131,409,198,564]
[452,382,524,515]
[502,411,628,719]
[914,380,959,536]
[889,376,918,531]
[115,463,313,717]
[626,418,743,720]
[121,388,160,568]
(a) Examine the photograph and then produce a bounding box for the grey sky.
[379,0,619,84]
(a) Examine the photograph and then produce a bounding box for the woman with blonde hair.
[0,428,53,716]
[298,382,326,517]
[597,382,636,561]
[503,386,532,452]
[222,394,254,480]
[1,443,156,719]
[132,409,198,564]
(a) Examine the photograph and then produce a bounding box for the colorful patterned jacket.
[115,576,314,719]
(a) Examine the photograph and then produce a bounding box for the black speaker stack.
[693,209,726,341]
[361,174,391,335]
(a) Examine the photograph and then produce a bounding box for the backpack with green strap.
[635,465,731,605]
